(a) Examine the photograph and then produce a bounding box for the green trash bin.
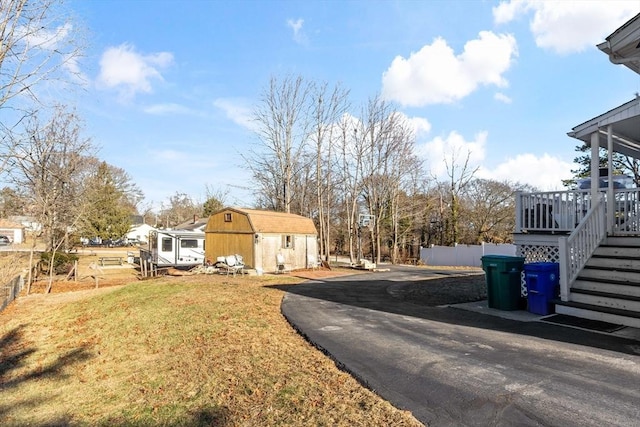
[481,255,525,310]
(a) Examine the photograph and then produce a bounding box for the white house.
[127,223,155,244]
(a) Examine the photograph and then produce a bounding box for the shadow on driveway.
[271,267,640,357]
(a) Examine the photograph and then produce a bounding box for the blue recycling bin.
[524,262,559,315]
[481,255,526,310]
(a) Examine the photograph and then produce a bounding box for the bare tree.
[441,147,479,245]
[202,184,229,216]
[4,105,93,292]
[310,82,350,261]
[5,105,93,250]
[0,0,84,129]
[158,191,201,228]
[247,75,313,213]
[359,97,423,263]
[459,179,517,244]
[335,114,368,262]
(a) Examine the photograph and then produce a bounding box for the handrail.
[515,189,592,233]
[516,187,640,235]
[557,196,606,301]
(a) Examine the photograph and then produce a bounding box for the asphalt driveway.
[279,265,640,426]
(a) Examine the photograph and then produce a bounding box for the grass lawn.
[0,271,422,426]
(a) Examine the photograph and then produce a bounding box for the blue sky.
[69,0,640,211]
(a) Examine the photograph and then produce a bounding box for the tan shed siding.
[205,209,254,233]
[205,233,254,267]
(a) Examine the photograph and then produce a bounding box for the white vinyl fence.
[420,243,516,267]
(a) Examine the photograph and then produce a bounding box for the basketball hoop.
[358,214,374,230]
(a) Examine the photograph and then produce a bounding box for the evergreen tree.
[80,162,133,239]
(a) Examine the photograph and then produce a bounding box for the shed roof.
[223,207,317,235]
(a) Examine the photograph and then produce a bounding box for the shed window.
[224,213,232,222]
[161,237,172,252]
[282,235,293,249]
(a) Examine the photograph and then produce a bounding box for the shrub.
[40,251,79,274]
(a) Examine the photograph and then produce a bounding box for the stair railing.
[558,195,606,301]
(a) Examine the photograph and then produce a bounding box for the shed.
[205,207,318,273]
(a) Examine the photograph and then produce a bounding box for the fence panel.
[420,243,516,267]
[0,275,24,313]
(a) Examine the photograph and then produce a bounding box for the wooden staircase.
[555,236,640,328]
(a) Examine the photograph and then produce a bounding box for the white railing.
[557,197,606,301]
[515,190,592,233]
[608,188,640,235]
[516,188,640,235]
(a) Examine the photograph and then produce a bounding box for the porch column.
[590,132,599,207]
[607,125,614,234]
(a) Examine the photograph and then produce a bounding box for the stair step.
[594,246,640,258]
[569,289,640,311]
[555,301,640,328]
[586,256,640,270]
[603,236,640,247]
[573,279,640,297]
[579,267,640,283]
[555,300,640,319]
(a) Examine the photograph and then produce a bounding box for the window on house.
[161,237,172,252]
[282,235,293,249]
[224,213,232,222]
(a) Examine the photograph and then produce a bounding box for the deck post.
[557,236,569,301]
[514,191,522,233]
[606,125,614,234]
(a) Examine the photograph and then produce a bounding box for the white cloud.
[494,92,512,104]
[287,18,308,45]
[213,98,255,129]
[418,131,487,179]
[406,115,432,137]
[97,43,174,100]
[478,153,573,190]
[493,1,638,55]
[382,31,517,107]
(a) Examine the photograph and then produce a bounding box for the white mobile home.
[149,230,205,268]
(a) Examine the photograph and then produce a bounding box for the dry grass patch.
[0,273,421,426]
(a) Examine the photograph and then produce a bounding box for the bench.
[99,256,123,266]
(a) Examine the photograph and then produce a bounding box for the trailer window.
[181,239,198,248]
[161,238,172,252]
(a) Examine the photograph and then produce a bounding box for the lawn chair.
[233,254,246,275]
[276,254,291,274]
[217,255,244,276]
